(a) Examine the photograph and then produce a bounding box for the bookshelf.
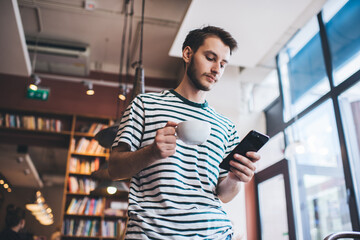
[62,115,128,240]
[0,108,73,148]
[0,108,128,239]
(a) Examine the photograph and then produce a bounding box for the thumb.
[165,121,178,128]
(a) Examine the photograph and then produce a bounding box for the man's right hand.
[109,121,178,180]
[150,121,178,159]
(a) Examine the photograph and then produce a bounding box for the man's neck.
[174,77,207,103]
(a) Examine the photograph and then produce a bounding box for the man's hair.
[5,204,25,228]
[182,26,238,55]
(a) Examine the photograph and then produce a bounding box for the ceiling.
[0,0,328,188]
[2,0,328,80]
[0,144,68,188]
[18,0,192,79]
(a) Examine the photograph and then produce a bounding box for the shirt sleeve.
[112,95,145,151]
[219,124,240,178]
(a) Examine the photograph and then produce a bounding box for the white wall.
[207,65,267,239]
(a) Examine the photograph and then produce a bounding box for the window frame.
[264,3,360,238]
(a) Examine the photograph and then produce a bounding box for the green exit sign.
[27,87,50,101]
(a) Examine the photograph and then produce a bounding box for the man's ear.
[182,46,193,63]
[19,219,25,229]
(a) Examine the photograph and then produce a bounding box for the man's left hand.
[228,152,260,183]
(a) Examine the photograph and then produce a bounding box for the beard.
[186,58,211,91]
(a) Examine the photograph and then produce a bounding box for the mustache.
[204,73,218,82]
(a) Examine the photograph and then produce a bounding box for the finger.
[164,142,177,151]
[246,152,261,162]
[165,121,178,127]
[230,167,253,182]
[158,126,176,136]
[232,154,256,171]
[162,121,178,135]
[155,134,177,145]
[230,160,255,177]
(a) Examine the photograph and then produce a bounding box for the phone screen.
[219,130,269,171]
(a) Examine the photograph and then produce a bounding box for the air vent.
[27,37,90,77]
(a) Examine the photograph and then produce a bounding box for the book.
[66,198,78,214]
[78,197,89,214]
[88,198,96,215]
[95,198,103,215]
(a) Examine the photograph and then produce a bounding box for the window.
[258,174,289,240]
[278,17,330,121]
[338,80,360,220]
[285,100,352,239]
[253,70,280,112]
[322,0,360,86]
[256,132,285,172]
[264,0,360,238]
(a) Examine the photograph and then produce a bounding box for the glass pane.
[322,0,360,86]
[278,17,330,122]
[285,99,352,239]
[338,80,360,221]
[258,174,289,240]
[253,70,280,111]
[256,132,285,172]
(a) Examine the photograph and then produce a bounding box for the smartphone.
[219,130,269,171]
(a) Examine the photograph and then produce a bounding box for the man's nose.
[211,62,220,74]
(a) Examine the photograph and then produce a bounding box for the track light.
[118,85,126,101]
[0,174,12,193]
[29,74,41,91]
[26,191,54,225]
[84,81,95,95]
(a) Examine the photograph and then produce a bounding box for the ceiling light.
[0,174,12,193]
[29,74,41,91]
[95,0,144,149]
[118,94,126,101]
[84,81,95,95]
[24,169,31,175]
[17,156,24,163]
[107,186,117,195]
[118,85,126,101]
[90,179,129,196]
[25,191,54,225]
[131,0,146,100]
[26,204,43,212]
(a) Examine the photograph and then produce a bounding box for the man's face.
[186,36,231,91]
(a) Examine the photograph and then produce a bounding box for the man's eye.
[206,56,214,61]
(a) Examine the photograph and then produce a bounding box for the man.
[0,204,26,240]
[109,26,260,239]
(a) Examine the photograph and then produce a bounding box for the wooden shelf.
[103,215,128,220]
[69,172,92,177]
[0,128,71,148]
[0,126,72,135]
[66,192,92,196]
[64,214,102,218]
[0,108,127,239]
[73,132,97,137]
[61,235,101,239]
[70,152,108,157]
[62,115,127,239]
[0,108,73,148]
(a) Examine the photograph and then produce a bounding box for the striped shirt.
[112,90,240,240]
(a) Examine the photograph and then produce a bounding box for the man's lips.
[205,74,217,82]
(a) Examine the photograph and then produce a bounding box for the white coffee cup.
[176,120,211,145]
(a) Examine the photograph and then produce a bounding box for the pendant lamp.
[95,0,145,148]
[29,37,42,90]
